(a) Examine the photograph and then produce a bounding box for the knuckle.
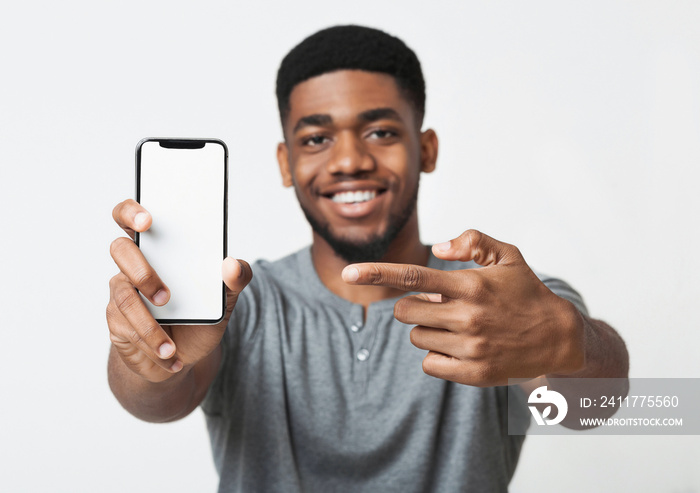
[471,273,487,291]
[114,288,140,314]
[465,229,482,249]
[139,322,159,343]
[510,245,524,262]
[466,336,490,359]
[109,331,135,349]
[127,328,144,347]
[459,308,482,335]
[459,274,487,301]
[449,273,474,300]
[108,332,122,345]
[108,273,122,291]
[126,321,161,352]
[367,265,384,285]
[132,268,156,289]
[401,266,422,290]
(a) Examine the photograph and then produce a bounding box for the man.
[107,25,628,492]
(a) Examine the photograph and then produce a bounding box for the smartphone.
[135,138,228,324]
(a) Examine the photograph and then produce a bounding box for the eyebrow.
[291,107,403,134]
[292,114,332,134]
[358,107,402,124]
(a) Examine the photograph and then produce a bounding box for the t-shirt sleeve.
[536,272,589,316]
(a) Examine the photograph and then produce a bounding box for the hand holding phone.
[106,138,252,383]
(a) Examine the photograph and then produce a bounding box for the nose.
[326,132,376,175]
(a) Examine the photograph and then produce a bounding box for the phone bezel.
[134,137,228,325]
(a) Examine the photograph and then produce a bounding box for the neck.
[310,213,429,309]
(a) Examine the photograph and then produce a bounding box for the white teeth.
[331,190,377,204]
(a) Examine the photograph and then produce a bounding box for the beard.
[299,184,419,264]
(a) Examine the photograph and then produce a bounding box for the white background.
[1,1,698,491]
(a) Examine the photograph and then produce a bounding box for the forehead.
[285,70,416,131]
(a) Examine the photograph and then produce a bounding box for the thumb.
[222,257,253,316]
[431,229,522,267]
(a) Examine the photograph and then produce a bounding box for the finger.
[421,351,496,386]
[109,274,181,370]
[409,326,464,357]
[413,292,443,303]
[110,237,169,305]
[342,262,463,298]
[221,257,253,320]
[431,229,523,267]
[394,295,463,330]
[106,296,181,374]
[422,351,463,382]
[112,199,151,239]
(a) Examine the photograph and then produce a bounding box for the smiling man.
[107,25,628,492]
[276,65,437,306]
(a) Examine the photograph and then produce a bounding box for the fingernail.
[171,360,183,372]
[153,289,169,306]
[237,260,244,278]
[158,342,174,359]
[433,241,451,253]
[343,266,359,282]
[134,212,149,229]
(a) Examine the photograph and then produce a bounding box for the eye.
[367,128,397,140]
[302,134,330,147]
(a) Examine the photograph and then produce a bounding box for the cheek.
[376,146,418,190]
[376,142,409,160]
[291,156,324,190]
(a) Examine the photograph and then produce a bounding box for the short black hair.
[276,25,425,128]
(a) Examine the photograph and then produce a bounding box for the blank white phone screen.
[137,139,226,323]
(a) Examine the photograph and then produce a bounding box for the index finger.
[342,262,462,298]
[112,199,151,239]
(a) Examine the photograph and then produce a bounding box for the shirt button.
[351,324,362,333]
[356,348,370,361]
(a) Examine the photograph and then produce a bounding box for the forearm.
[558,312,629,380]
[108,344,221,423]
[545,311,630,428]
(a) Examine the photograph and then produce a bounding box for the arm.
[107,343,221,423]
[520,313,629,428]
[543,310,629,381]
[107,199,252,422]
[343,230,629,429]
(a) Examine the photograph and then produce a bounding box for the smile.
[330,190,377,204]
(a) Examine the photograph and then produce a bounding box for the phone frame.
[134,137,228,325]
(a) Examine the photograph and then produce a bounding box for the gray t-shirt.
[202,247,587,492]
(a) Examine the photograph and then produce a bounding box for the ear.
[277,142,294,188]
[419,129,438,174]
